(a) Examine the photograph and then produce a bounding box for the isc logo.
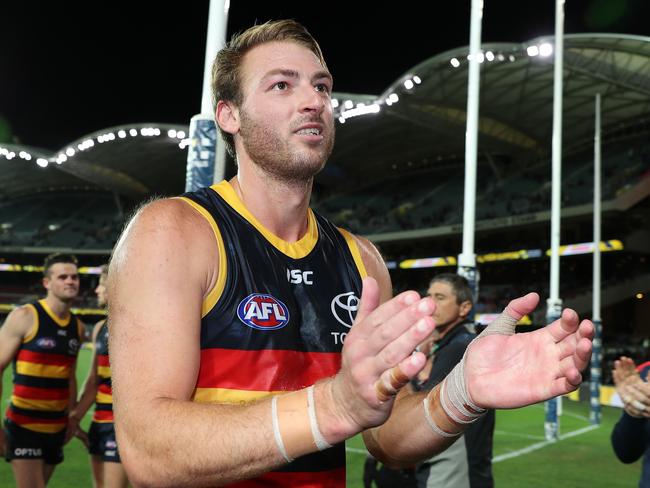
[287,269,313,285]
[237,294,291,330]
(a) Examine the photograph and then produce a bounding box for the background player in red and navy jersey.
[0,253,84,487]
[107,20,594,487]
[71,265,129,488]
[611,356,650,487]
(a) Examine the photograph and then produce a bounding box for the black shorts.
[3,419,65,465]
[88,421,121,463]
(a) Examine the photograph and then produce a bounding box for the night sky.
[1,0,648,150]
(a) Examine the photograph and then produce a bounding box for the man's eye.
[273,81,288,90]
[315,83,330,94]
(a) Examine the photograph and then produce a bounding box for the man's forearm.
[117,380,358,487]
[363,386,461,467]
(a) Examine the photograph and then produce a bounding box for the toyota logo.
[331,292,359,329]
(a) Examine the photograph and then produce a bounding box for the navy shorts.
[88,421,121,463]
[3,419,65,465]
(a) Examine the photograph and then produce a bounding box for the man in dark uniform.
[0,253,84,487]
[107,19,594,488]
[413,274,495,488]
[71,265,129,488]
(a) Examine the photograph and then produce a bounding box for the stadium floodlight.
[129,129,138,137]
[168,129,177,138]
[450,57,460,68]
[485,51,495,61]
[338,116,346,123]
[539,42,553,57]
[118,130,127,138]
[497,53,505,61]
[344,100,354,109]
[508,54,516,62]
[388,93,399,103]
[403,79,414,89]
[331,99,339,108]
[66,148,75,157]
[6,152,15,160]
[177,130,186,139]
[413,75,422,84]
[37,158,48,168]
[526,45,540,57]
[637,293,645,299]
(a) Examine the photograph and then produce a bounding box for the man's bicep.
[108,199,214,403]
[0,307,32,369]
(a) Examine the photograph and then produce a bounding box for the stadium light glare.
[404,79,414,89]
[66,148,75,157]
[637,293,645,299]
[6,152,15,160]
[476,52,485,63]
[344,100,354,109]
[539,43,553,57]
[168,129,177,138]
[338,116,346,123]
[497,53,505,61]
[485,51,495,61]
[331,99,339,108]
[413,75,422,84]
[129,129,138,137]
[526,45,540,57]
[388,93,399,103]
[177,130,186,139]
[36,158,48,167]
[508,54,516,62]
[118,130,127,138]
[450,57,460,68]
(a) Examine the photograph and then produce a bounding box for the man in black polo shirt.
[413,273,495,488]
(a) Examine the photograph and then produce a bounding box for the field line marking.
[492,424,598,463]
[345,446,369,455]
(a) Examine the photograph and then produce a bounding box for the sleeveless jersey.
[180,180,367,488]
[92,320,113,423]
[7,299,83,433]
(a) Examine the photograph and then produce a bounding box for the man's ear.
[459,300,472,319]
[216,100,240,136]
[42,276,50,291]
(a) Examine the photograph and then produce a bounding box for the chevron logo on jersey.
[237,294,290,330]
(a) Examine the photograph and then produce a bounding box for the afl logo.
[237,294,290,331]
[331,292,359,329]
[36,337,56,349]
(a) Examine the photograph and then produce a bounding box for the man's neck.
[230,168,313,243]
[435,317,467,342]
[44,295,71,318]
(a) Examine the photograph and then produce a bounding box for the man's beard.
[239,108,335,184]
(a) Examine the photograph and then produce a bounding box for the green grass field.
[1,348,642,486]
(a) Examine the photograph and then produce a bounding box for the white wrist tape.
[307,385,332,451]
[271,395,293,463]
[439,308,518,423]
[422,395,462,438]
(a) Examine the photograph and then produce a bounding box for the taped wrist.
[271,385,332,463]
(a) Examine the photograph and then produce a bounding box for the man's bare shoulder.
[118,197,214,249]
[1,305,35,335]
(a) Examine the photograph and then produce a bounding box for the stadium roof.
[2,33,649,200]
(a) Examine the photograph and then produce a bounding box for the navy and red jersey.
[92,320,113,423]
[7,299,82,434]
[180,180,366,488]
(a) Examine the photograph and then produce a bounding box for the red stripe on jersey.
[16,349,75,366]
[7,410,66,425]
[228,468,345,487]
[97,355,110,367]
[98,383,112,395]
[13,384,69,400]
[196,349,340,391]
[92,410,114,422]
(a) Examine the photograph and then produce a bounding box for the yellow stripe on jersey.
[39,299,71,327]
[95,390,113,404]
[212,180,319,259]
[16,361,69,379]
[192,387,282,405]
[337,228,368,278]
[11,396,68,411]
[97,366,111,378]
[22,305,39,344]
[176,197,228,318]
